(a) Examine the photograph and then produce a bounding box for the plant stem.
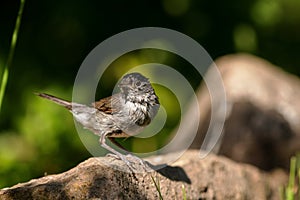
[286,157,296,200]
[151,175,163,200]
[0,0,26,112]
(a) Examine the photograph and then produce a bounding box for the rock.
[0,150,287,200]
[190,54,300,170]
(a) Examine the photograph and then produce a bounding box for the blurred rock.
[191,54,300,170]
[0,150,287,200]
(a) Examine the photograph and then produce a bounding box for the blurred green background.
[1,0,300,188]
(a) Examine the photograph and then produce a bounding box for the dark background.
[1,0,300,187]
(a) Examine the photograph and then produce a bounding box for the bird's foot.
[106,153,151,172]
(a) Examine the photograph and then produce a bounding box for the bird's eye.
[135,81,141,87]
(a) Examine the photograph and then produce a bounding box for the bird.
[36,72,160,170]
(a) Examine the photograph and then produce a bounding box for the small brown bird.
[37,72,160,169]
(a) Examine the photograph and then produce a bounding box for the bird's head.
[118,72,153,95]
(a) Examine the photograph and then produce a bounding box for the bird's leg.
[99,133,151,172]
[108,137,148,167]
[99,133,137,171]
[125,153,149,168]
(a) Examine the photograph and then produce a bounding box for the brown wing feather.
[93,94,132,138]
[92,96,113,114]
[92,94,121,114]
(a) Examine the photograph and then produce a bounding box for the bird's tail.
[36,93,72,110]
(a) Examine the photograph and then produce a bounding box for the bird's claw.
[106,153,150,172]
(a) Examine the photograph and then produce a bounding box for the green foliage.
[0,87,88,187]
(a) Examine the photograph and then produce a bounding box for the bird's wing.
[92,94,121,114]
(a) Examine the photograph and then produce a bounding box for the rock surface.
[0,150,287,200]
[190,54,300,171]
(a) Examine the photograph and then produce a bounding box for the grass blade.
[0,0,26,112]
[182,184,186,200]
[151,175,163,200]
[286,156,296,200]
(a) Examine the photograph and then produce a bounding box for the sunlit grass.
[280,154,300,200]
[151,175,190,200]
[0,0,25,112]
[151,175,163,200]
[182,184,187,200]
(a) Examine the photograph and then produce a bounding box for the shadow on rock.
[147,162,191,184]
